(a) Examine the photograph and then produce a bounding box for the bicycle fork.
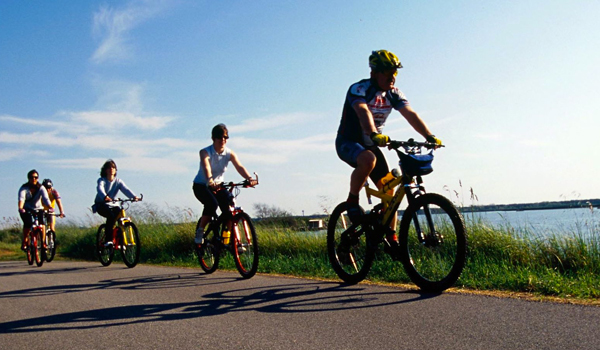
[411,204,442,248]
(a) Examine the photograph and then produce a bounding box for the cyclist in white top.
[18,169,53,250]
[192,124,258,244]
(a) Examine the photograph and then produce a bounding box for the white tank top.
[193,145,231,184]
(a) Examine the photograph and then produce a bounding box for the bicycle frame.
[363,174,422,227]
[27,210,46,241]
[112,202,135,246]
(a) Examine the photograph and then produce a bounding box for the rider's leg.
[349,150,376,197]
[193,183,219,244]
[19,212,32,250]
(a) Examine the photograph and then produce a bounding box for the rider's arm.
[40,187,53,210]
[230,151,257,186]
[353,101,378,135]
[18,188,26,212]
[97,178,112,202]
[117,179,137,200]
[200,149,216,187]
[399,105,434,139]
[56,197,65,217]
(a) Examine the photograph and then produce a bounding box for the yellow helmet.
[369,50,403,71]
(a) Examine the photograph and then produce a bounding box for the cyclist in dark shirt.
[335,49,442,245]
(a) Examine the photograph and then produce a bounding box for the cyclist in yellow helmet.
[335,50,442,246]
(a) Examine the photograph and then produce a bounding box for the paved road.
[0,261,598,349]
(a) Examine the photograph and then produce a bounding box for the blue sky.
[1,0,599,225]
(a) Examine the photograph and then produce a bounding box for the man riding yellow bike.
[335,49,442,246]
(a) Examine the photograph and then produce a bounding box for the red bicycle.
[24,209,46,267]
[195,177,259,279]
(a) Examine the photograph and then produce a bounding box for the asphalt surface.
[0,261,598,349]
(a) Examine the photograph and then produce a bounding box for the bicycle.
[95,194,143,268]
[327,139,467,293]
[24,209,46,267]
[43,211,62,263]
[195,176,259,279]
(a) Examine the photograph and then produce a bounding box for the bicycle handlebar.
[218,172,259,190]
[112,193,144,203]
[388,138,444,151]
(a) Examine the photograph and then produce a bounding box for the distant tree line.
[462,199,600,213]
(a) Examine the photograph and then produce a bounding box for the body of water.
[464,207,600,238]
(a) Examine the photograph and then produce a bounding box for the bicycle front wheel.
[26,235,34,265]
[96,224,114,267]
[233,213,259,279]
[327,202,374,284]
[399,193,467,293]
[197,221,220,273]
[45,230,56,262]
[34,229,44,267]
[121,222,140,268]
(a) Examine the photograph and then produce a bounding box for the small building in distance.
[308,219,324,230]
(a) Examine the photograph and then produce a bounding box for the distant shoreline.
[461,199,600,213]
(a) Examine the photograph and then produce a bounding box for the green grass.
[2,212,599,301]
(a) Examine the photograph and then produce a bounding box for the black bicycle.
[327,139,467,293]
[43,211,62,262]
[195,178,259,279]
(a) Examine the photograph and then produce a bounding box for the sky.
[1,0,599,226]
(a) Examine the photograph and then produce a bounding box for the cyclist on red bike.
[192,124,258,244]
[17,169,53,250]
[335,50,442,245]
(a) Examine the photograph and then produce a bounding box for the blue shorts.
[335,135,389,183]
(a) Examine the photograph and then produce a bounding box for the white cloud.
[229,112,323,133]
[91,0,168,64]
[69,111,174,131]
[51,156,189,174]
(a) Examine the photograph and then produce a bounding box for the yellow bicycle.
[327,139,466,292]
[96,195,143,268]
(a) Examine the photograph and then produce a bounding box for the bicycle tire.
[327,202,374,284]
[34,229,44,267]
[26,234,34,265]
[232,212,259,279]
[398,193,467,293]
[45,230,56,262]
[197,220,220,273]
[121,222,140,268]
[96,224,114,267]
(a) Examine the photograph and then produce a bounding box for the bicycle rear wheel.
[96,224,114,267]
[34,229,44,267]
[327,202,374,284]
[45,230,56,262]
[399,193,467,293]
[197,220,220,273]
[233,213,258,279]
[121,222,140,268]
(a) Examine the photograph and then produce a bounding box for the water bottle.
[222,229,231,245]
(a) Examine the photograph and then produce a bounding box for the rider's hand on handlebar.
[59,213,65,218]
[246,178,258,187]
[370,132,390,147]
[426,134,443,148]
[18,208,25,214]
[208,178,219,190]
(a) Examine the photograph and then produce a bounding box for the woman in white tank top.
[192,124,258,244]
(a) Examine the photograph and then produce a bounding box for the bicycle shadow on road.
[0,275,438,334]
